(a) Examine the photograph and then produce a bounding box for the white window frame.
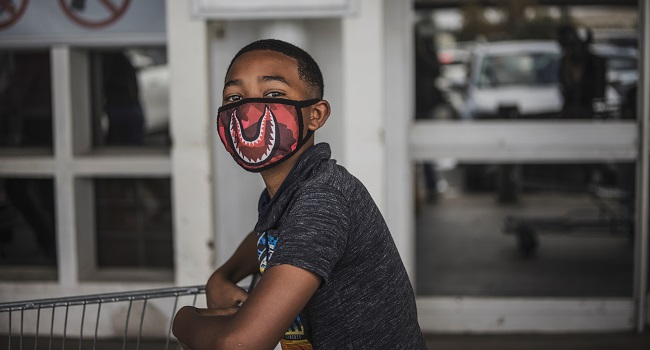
[0,45,173,284]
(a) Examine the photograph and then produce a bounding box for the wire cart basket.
[0,285,206,350]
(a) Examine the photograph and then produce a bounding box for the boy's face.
[223,50,312,103]
[219,49,330,175]
[222,50,316,138]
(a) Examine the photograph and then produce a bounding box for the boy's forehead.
[228,50,299,78]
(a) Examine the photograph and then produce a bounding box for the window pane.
[0,178,57,274]
[415,5,638,121]
[90,48,170,148]
[94,178,173,269]
[0,50,53,151]
[415,161,635,297]
[477,52,560,88]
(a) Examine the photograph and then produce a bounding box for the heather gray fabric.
[255,143,426,349]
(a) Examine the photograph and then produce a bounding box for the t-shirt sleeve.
[266,185,349,283]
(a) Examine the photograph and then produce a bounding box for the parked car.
[452,40,562,120]
[450,40,637,120]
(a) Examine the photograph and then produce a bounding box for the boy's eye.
[225,95,242,102]
[265,91,284,98]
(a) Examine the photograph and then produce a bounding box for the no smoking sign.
[0,0,29,29]
[59,0,131,29]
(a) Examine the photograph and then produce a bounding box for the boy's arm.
[206,231,259,308]
[174,264,322,350]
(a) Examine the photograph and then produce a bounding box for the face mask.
[217,98,320,172]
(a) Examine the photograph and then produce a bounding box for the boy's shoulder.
[300,156,363,196]
[287,158,376,222]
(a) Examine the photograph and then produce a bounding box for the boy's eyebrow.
[260,75,289,85]
[223,79,241,89]
[223,76,289,90]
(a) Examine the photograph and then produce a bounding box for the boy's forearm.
[206,231,259,309]
[173,306,230,350]
[173,305,266,350]
[178,265,322,350]
[215,231,259,283]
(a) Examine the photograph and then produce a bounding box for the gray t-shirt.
[255,143,426,349]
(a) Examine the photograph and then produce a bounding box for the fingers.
[206,284,249,309]
[231,285,249,304]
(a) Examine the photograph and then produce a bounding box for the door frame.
[384,0,649,332]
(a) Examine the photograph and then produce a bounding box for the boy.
[173,39,426,350]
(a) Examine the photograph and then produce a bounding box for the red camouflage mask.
[217,98,320,172]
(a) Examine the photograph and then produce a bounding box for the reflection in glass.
[414,4,638,121]
[94,178,173,269]
[415,162,635,297]
[0,178,57,268]
[557,25,608,119]
[91,48,170,148]
[478,52,559,88]
[0,51,53,151]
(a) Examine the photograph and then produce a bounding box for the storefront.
[0,0,647,335]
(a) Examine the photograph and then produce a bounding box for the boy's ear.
[307,100,330,131]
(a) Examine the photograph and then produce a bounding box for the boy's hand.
[196,306,240,317]
[206,271,249,308]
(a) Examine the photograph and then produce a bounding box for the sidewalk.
[424,332,650,350]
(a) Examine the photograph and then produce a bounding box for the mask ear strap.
[295,98,321,108]
[296,96,315,149]
[295,99,319,146]
[298,130,315,148]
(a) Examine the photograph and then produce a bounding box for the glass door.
[400,0,648,332]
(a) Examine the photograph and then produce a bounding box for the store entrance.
[403,0,647,332]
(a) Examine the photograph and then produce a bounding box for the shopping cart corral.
[0,285,205,350]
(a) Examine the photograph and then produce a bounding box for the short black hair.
[226,39,324,99]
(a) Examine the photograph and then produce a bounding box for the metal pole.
[0,285,206,312]
[635,0,650,333]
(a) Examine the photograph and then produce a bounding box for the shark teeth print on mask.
[229,105,277,165]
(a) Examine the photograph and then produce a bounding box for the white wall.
[306,19,345,162]
[383,0,416,280]
[167,0,215,286]
[341,0,386,210]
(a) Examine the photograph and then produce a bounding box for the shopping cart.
[503,180,634,256]
[0,285,205,350]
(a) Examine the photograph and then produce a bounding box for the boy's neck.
[261,141,314,198]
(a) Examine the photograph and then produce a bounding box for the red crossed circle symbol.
[0,0,29,30]
[58,0,130,29]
